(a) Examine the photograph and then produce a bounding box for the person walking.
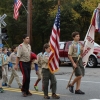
[0,45,4,93]
[41,43,60,99]
[68,31,85,94]
[7,45,22,88]
[2,47,9,86]
[33,52,44,91]
[14,34,32,97]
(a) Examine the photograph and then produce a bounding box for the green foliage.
[0,0,100,53]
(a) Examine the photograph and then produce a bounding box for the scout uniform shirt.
[9,52,17,64]
[0,53,3,66]
[31,52,43,70]
[41,52,49,69]
[2,54,9,66]
[68,41,82,57]
[37,52,44,68]
[17,43,31,62]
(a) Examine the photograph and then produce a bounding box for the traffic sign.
[0,14,7,27]
[0,14,7,44]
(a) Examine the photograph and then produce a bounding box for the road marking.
[89,99,100,100]
[8,75,100,84]
[3,87,68,97]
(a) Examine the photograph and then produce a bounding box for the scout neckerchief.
[4,54,7,61]
[44,52,49,56]
[77,43,80,56]
[14,52,17,55]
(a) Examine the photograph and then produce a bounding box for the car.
[59,41,100,68]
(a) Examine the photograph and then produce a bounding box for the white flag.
[82,8,100,67]
[82,25,95,67]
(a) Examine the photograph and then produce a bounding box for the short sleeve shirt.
[37,52,43,67]
[68,41,82,57]
[17,43,31,62]
[41,52,49,69]
[9,52,17,64]
[0,53,3,66]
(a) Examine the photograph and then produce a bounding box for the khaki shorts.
[72,57,85,76]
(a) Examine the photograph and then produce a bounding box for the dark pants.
[0,67,2,80]
[19,61,31,94]
[42,68,57,96]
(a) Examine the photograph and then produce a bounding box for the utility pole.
[0,15,1,44]
[27,0,33,48]
[58,0,60,5]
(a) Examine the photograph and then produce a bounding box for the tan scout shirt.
[17,43,31,62]
[31,52,43,69]
[41,52,49,69]
[37,52,43,68]
[9,52,17,64]
[2,54,9,65]
[68,41,82,57]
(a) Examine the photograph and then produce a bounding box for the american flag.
[13,0,22,20]
[48,6,60,73]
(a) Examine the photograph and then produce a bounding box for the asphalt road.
[0,66,100,100]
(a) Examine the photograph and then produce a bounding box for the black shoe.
[69,85,74,93]
[5,83,7,86]
[44,95,50,99]
[22,93,28,97]
[75,90,85,94]
[52,94,60,99]
[27,91,32,96]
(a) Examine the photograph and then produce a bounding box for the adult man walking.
[14,34,32,97]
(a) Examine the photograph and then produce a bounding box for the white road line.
[89,99,100,100]
[8,75,100,84]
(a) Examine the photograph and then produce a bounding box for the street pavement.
[0,66,100,100]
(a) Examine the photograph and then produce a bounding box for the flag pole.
[58,0,60,6]
[21,1,28,14]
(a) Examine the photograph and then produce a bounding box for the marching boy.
[33,52,43,91]
[68,31,85,94]
[2,47,9,86]
[41,43,60,99]
[7,45,22,88]
[0,46,4,93]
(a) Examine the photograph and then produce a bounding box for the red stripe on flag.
[13,0,22,20]
[48,6,60,73]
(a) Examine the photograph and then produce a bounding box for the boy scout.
[41,43,60,99]
[0,46,4,93]
[14,34,32,97]
[68,31,85,94]
[8,45,22,88]
[2,47,9,86]
[33,52,43,91]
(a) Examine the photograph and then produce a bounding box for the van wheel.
[87,55,97,68]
